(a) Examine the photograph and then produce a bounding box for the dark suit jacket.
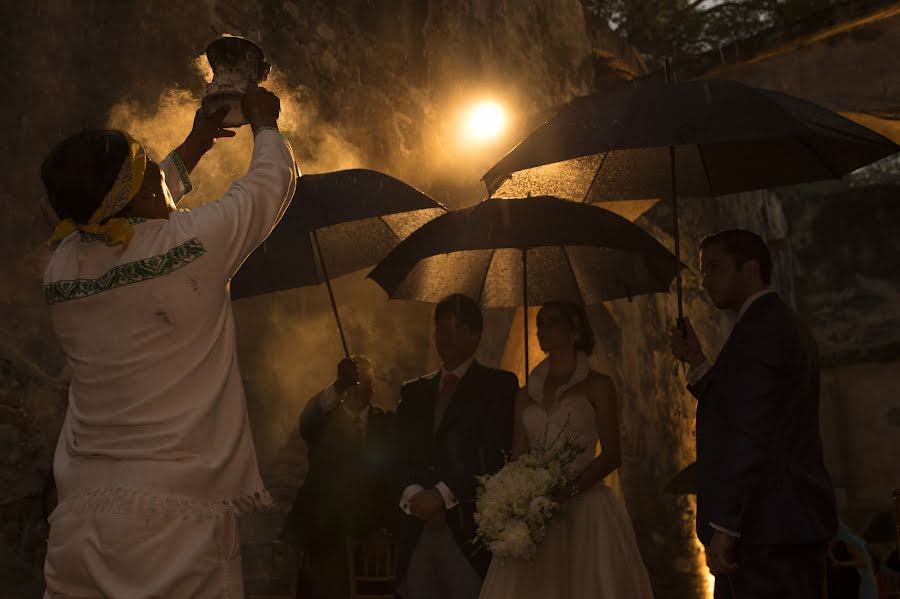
[395,361,518,579]
[689,293,837,546]
[282,391,400,551]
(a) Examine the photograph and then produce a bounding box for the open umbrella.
[367,195,679,379]
[231,169,445,356]
[483,74,899,324]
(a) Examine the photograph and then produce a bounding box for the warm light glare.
[463,101,507,142]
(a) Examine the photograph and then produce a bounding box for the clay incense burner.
[201,35,271,127]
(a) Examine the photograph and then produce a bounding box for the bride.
[479,301,654,599]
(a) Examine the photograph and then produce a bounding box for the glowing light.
[463,101,507,142]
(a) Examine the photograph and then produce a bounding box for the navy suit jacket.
[688,293,837,546]
[395,361,518,579]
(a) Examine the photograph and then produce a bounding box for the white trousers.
[405,526,483,599]
[43,510,243,598]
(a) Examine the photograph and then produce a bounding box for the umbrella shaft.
[669,145,685,326]
[522,249,529,385]
[312,229,351,358]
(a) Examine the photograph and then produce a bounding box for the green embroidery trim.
[79,217,148,243]
[167,151,193,194]
[44,238,206,305]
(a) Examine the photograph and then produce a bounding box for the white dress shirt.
[399,356,475,515]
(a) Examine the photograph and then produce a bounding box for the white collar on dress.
[527,352,590,404]
[737,288,776,321]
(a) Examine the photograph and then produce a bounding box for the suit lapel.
[706,294,779,388]
[421,372,441,439]
[435,361,482,439]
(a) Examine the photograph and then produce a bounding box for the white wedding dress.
[478,354,654,599]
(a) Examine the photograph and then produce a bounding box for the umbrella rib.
[474,248,496,306]
[796,137,843,179]
[806,119,893,146]
[378,215,402,244]
[695,144,715,196]
[581,152,610,203]
[561,245,590,304]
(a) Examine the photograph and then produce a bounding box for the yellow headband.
[49,131,147,248]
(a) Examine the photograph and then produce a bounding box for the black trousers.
[713,541,828,599]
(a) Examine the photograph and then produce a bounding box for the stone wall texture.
[2,1,898,597]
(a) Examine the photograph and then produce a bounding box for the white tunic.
[42,129,298,521]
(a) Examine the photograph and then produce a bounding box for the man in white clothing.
[40,84,297,598]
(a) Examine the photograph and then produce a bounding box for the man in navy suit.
[671,229,837,598]
[395,294,519,599]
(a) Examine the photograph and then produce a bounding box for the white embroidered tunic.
[42,129,298,521]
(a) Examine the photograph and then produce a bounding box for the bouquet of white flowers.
[473,432,582,560]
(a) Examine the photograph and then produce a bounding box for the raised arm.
[670,317,712,400]
[170,85,298,282]
[159,105,236,206]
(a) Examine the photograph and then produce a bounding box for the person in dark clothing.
[671,229,837,599]
[282,356,399,599]
[395,294,519,599]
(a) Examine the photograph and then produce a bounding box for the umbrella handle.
[311,229,351,358]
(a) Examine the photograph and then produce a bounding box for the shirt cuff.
[687,359,712,386]
[165,150,193,195]
[710,522,741,538]
[434,482,459,509]
[318,385,341,412]
[399,484,425,515]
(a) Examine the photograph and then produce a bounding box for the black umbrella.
[231,169,445,356]
[483,74,899,324]
[367,195,679,379]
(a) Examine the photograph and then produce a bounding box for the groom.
[671,229,837,598]
[396,294,519,599]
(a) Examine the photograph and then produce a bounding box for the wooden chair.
[244,541,298,599]
[894,489,900,557]
[889,488,900,599]
[348,530,398,599]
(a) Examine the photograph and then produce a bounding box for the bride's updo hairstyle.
[541,300,595,355]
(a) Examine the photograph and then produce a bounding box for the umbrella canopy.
[367,195,679,308]
[484,79,899,200]
[231,169,445,299]
[483,78,899,324]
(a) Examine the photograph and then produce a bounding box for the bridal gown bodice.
[521,353,598,472]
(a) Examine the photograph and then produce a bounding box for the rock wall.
[5,1,896,597]
[2,0,649,596]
